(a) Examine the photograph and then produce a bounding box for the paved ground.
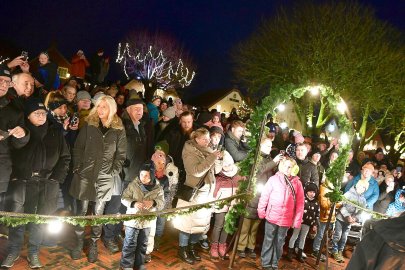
[0,222,350,270]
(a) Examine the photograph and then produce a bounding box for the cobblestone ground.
[0,224,350,270]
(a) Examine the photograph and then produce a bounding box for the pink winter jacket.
[257,171,305,228]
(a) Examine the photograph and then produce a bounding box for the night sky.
[1,0,404,98]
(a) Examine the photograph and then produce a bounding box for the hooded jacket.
[386,189,405,217]
[257,171,305,228]
[346,214,405,270]
[121,177,164,229]
[69,113,127,201]
[345,174,379,209]
[302,182,320,226]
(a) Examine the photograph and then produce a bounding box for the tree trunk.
[359,105,370,151]
[142,80,157,103]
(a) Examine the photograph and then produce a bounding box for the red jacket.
[70,55,90,78]
[257,171,304,228]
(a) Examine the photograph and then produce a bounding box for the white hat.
[222,151,238,177]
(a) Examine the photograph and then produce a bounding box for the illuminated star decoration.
[116,43,195,89]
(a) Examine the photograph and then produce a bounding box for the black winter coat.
[296,158,319,187]
[122,115,153,182]
[163,124,194,172]
[11,121,70,182]
[0,97,30,192]
[69,114,127,202]
[302,196,320,226]
[224,130,249,163]
[347,214,405,270]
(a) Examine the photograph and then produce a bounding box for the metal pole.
[316,203,336,266]
[228,113,269,269]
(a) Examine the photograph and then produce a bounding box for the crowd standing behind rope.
[0,55,404,270]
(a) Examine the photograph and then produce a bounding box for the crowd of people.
[0,54,404,270]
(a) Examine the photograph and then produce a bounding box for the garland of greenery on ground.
[224,84,366,234]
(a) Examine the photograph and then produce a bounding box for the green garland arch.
[224,83,355,234]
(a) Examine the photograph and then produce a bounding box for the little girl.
[287,182,319,262]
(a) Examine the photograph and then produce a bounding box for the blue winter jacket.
[345,174,379,209]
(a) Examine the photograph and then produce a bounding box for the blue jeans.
[178,231,201,247]
[8,224,43,255]
[332,219,351,253]
[103,195,123,241]
[155,216,166,237]
[120,226,150,268]
[313,221,328,252]
[261,221,289,269]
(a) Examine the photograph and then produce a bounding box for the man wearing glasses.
[0,64,30,213]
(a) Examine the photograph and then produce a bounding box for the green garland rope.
[0,193,252,227]
[223,84,381,234]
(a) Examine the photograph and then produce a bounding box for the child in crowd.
[287,182,319,262]
[286,131,304,160]
[120,162,164,270]
[332,182,367,263]
[210,151,243,260]
[145,142,178,262]
[386,189,405,217]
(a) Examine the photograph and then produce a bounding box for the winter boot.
[297,248,305,262]
[154,236,162,251]
[70,238,84,260]
[178,246,195,265]
[87,241,98,263]
[218,242,229,260]
[210,242,219,259]
[188,243,201,261]
[286,247,294,262]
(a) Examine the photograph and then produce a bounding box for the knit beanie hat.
[155,140,169,155]
[162,107,176,119]
[304,182,318,194]
[24,98,47,116]
[76,91,91,101]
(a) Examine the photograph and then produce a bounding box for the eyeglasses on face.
[32,111,47,117]
[0,78,12,86]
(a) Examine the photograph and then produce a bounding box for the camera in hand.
[21,51,28,61]
[70,113,79,126]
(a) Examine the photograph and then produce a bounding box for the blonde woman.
[69,95,127,262]
[174,127,222,265]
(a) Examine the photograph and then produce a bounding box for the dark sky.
[1,0,404,98]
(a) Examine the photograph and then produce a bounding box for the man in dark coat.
[224,120,250,163]
[0,65,30,211]
[295,143,319,187]
[2,99,70,268]
[163,111,196,180]
[122,98,154,183]
[347,213,405,270]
